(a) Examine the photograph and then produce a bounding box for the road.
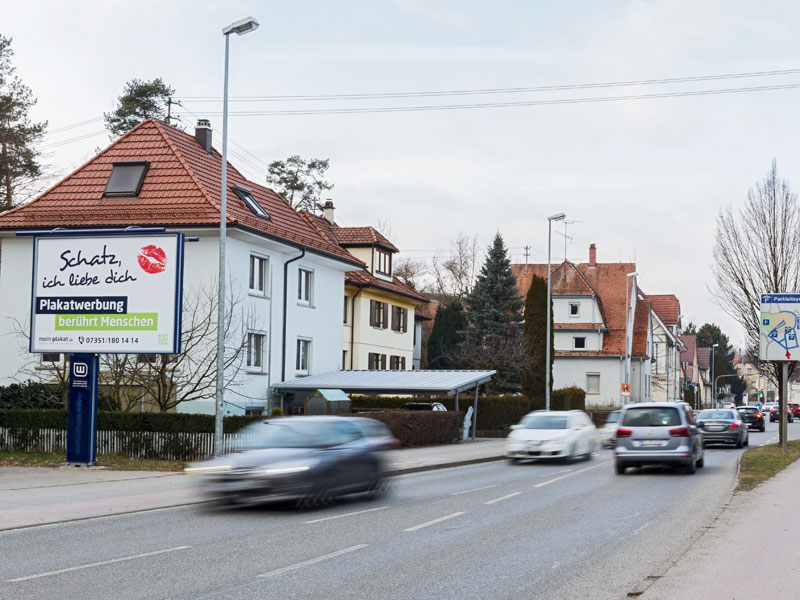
[1,422,795,600]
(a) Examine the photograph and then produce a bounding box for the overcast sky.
[6,0,800,349]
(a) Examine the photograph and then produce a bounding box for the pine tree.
[427,301,467,369]
[0,35,47,211]
[104,78,176,138]
[521,274,552,405]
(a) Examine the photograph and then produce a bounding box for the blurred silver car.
[186,416,399,507]
[614,402,704,474]
[599,410,620,449]
[697,408,749,447]
[506,410,597,462]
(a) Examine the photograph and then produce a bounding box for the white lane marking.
[405,512,465,532]
[450,484,499,496]
[257,545,368,579]
[484,492,522,505]
[536,468,573,478]
[304,507,387,524]
[533,460,612,488]
[6,546,191,582]
[618,521,653,541]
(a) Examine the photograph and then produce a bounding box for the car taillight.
[729,423,739,430]
[755,413,762,418]
[616,428,633,438]
[669,427,690,437]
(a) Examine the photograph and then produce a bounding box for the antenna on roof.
[555,219,581,261]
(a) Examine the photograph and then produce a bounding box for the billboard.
[759,293,800,361]
[30,233,184,354]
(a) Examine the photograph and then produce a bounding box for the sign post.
[759,293,800,455]
[22,228,185,466]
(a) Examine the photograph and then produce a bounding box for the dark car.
[737,406,765,432]
[697,409,749,447]
[186,416,399,507]
[769,406,794,423]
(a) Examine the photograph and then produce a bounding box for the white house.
[0,119,364,416]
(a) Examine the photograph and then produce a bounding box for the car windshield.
[698,410,735,420]
[238,420,361,449]
[520,414,568,430]
[738,407,758,415]
[605,411,620,425]
[621,407,681,427]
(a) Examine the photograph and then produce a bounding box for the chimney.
[195,119,212,155]
[589,243,596,268]
[322,199,335,225]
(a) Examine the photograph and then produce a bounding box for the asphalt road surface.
[1,423,795,600]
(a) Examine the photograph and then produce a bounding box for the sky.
[6,0,800,350]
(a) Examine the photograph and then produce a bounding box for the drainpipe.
[349,286,364,370]
[281,249,306,383]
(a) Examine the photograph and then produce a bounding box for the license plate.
[640,440,664,447]
[708,426,724,431]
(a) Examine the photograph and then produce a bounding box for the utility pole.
[523,245,530,274]
[166,98,182,127]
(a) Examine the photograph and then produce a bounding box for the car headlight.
[184,464,232,474]
[264,462,314,475]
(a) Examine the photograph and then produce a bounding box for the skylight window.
[232,185,270,218]
[103,161,149,197]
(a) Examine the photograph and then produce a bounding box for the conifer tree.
[427,301,467,369]
[521,274,552,404]
[104,78,176,138]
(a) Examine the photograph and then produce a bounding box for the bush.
[0,381,63,409]
[270,407,284,417]
[551,386,586,411]
[346,412,462,446]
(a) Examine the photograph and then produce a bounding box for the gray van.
[614,402,704,475]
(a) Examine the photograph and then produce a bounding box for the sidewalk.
[640,458,800,599]
[0,439,507,531]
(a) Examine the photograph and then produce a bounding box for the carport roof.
[272,370,496,396]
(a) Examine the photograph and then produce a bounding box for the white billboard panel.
[759,293,800,361]
[30,233,184,354]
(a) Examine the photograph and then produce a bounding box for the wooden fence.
[0,427,250,461]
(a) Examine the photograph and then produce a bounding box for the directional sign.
[759,293,800,361]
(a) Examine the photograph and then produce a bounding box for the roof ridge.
[150,119,225,220]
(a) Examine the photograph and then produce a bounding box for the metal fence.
[0,427,250,461]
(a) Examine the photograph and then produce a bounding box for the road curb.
[387,454,506,477]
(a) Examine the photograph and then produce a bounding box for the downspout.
[281,249,306,383]
[349,285,364,370]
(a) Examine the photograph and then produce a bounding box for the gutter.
[281,248,306,383]
[349,285,364,370]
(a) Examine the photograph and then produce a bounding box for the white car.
[506,410,597,463]
[598,410,620,449]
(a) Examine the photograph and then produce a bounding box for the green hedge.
[0,381,63,410]
[347,412,462,447]
[0,410,263,434]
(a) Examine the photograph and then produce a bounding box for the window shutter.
[401,356,406,370]
[382,303,388,329]
[381,354,387,369]
[402,308,408,333]
[370,300,376,327]
[391,305,397,331]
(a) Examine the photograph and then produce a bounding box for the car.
[614,402,704,475]
[720,402,736,409]
[505,410,596,463]
[769,405,794,423]
[598,410,621,449]
[737,405,765,432]
[697,408,749,447]
[789,403,800,419]
[762,402,778,418]
[403,402,447,411]
[185,416,399,507]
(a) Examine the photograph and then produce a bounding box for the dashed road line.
[450,484,499,496]
[257,545,369,579]
[304,507,387,524]
[405,512,465,532]
[484,492,522,505]
[533,460,612,488]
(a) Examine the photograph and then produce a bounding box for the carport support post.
[471,384,479,440]
[782,362,789,455]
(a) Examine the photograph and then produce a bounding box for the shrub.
[347,411,462,446]
[551,386,586,411]
[0,381,63,409]
[270,407,284,417]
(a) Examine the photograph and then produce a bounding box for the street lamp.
[215,16,259,457]
[623,272,637,403]
[545,212,566,411]
[710,343,719,408]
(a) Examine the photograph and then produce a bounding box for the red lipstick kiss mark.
[137,245,167,274]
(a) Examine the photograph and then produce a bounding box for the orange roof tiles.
[647,294,680,325]
[0,119,360,266]
[331,226,398,252]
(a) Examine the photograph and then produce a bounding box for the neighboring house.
[300,203,429,371]
[648,295,685,403]
[733,353,773,403]
[0,118,364,415]
[697,347,713,407]
[513,244,656,409]
[679,335,702,407]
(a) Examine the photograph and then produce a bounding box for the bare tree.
[394,257,427,292]
[7,316,70,405]
[712,159,800,441]
[431,233,480,303]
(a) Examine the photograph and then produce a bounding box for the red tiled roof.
[697,347,711,370]
[647,294,680,325]
[555,323,605,330]
[331,225,398,252]
[679,335,696,363]
[0,119,360,266]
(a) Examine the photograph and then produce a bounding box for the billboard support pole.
[782,362,789,455]
[67,354,99,466]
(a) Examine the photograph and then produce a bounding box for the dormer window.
[232,185,269,219]
[103,161,149,197]
[376,248,392,276]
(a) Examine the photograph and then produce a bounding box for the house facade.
[679,335,702,407]
[300,205,429,371]
[0,119,364,415]
[648,295,685,403]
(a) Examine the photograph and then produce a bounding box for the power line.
[41,130,107,149]
[188,82,800,117]
[45,116,104,136]
[176,67,800,102]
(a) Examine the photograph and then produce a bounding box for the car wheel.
[616,462,626,475]
[744,435,749,447]
[736,436,744,449]
[508,457,521,465]
[697,455,705,468]
[685,457,697,474]
[565,443,576,464]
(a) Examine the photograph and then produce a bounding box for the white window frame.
[246,331,267,373]
[586,372,600,395]
[249,254,269,297]
[298,267,314,306]
[375,248,392,276]
[569,302,580,318]
[573,336,586,350]
[296,337,312,376]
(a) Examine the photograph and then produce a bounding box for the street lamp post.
[710,343,718,409]
[545,212,566,411]
[214,16,259,457]
[623,272,637,404]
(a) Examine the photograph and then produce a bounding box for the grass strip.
[0,450,186,472]
[737,439,800,492]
